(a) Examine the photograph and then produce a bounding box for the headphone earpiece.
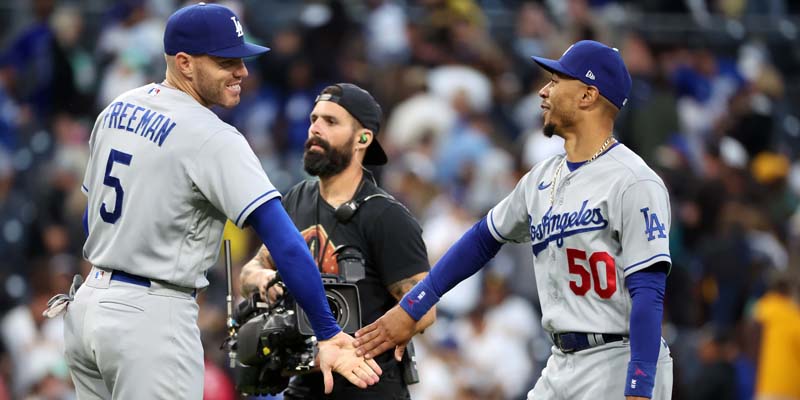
[359,133,368,144]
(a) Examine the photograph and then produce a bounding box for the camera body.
[229,246,365,396]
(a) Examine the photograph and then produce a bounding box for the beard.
[195,66,236,108]
[542,107,575,138]
[543,123,557,138]
[303,135,354,178]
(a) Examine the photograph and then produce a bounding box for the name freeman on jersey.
[529,200,608,256]
[101,101,177,147]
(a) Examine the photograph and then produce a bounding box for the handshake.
[237,270,422,395]
[316,305,420,394]
[236,244,430,396]
[317,300,421,392]
[234,263,380,395]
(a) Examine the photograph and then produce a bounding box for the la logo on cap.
[230,16,243,37]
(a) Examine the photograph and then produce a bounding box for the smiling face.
[192,55,247,108]
[538,72,587,138]
[303,101,361,178]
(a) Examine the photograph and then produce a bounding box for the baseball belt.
[109,269,197,298]
[552,332,628,353]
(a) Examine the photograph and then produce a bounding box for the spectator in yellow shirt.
[752,271,800,400]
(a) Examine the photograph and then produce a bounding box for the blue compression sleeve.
[401,217,503,320]
[247,198,340,340]
[624,264,668,398]
[83,206,88,236]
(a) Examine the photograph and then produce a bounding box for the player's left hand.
[354,304,416,360]
[317,331,382,394]
[626,396,649,400]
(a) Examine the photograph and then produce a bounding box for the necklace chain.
[549,136,616,206]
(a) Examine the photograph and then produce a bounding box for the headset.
[359,133,368,144]
[334,194,392,223]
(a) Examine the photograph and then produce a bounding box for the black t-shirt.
[281,177,429,360]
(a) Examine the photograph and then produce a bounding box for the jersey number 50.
[100,149,133,224]
[566,248,617,299]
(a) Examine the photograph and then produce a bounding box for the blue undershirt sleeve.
[246,198,341,340]
[624,263,668,398]
[400,217,503,320]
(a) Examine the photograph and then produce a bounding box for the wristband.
[625,360,657,398]
[399,279,440,321]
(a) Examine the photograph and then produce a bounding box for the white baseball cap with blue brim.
[164,2,269,58]
[531,40,632,109]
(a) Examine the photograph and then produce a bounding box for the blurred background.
[1,0,800,399]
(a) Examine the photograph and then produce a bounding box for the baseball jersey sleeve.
[81,149,93,195]
[487,171,534,244]
[81,114,103,195]
[619,179,671,277]
[191,130,280,228]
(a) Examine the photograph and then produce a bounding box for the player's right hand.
[317,331,382,394]
[353,304,416,360]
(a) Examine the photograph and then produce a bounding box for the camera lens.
[326,295,341,321]
[325,290,350,327]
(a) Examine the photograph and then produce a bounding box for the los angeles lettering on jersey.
[529,199,608,256]
[102,101,176,147]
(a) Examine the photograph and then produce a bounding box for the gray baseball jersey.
[81,83,279,289]
[487,143,670,335]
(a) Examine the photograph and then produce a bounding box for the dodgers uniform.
[487,143,674,399]
[395,40,672,400]
[64,82,279,399]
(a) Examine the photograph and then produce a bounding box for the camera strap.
[315,187,340,270]
[314,178,366,269]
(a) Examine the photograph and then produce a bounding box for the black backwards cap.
[315,83,387,166]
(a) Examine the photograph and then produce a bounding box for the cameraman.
[241,83,435,399]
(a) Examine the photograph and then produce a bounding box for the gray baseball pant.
[64,267,203,399]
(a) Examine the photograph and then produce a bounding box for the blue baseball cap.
[164,3,269,58]
[532,40,632,109]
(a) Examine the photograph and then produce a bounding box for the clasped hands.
[254,269,382,394]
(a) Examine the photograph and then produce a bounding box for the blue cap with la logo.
[532,40,632,109]
[164,2,269,58]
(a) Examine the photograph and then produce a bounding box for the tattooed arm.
[386,271,436,334]
[240,244,279,300]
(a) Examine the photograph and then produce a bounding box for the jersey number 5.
[566,248,617,299]
[100,149,133,224]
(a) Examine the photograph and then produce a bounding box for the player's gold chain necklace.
[549,135,616,206]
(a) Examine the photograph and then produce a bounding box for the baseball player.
[354,40,674,400]
[58,4,380,399]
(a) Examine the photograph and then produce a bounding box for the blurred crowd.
[1,0,800,399]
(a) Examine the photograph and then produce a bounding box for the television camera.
[221,243,364,396]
